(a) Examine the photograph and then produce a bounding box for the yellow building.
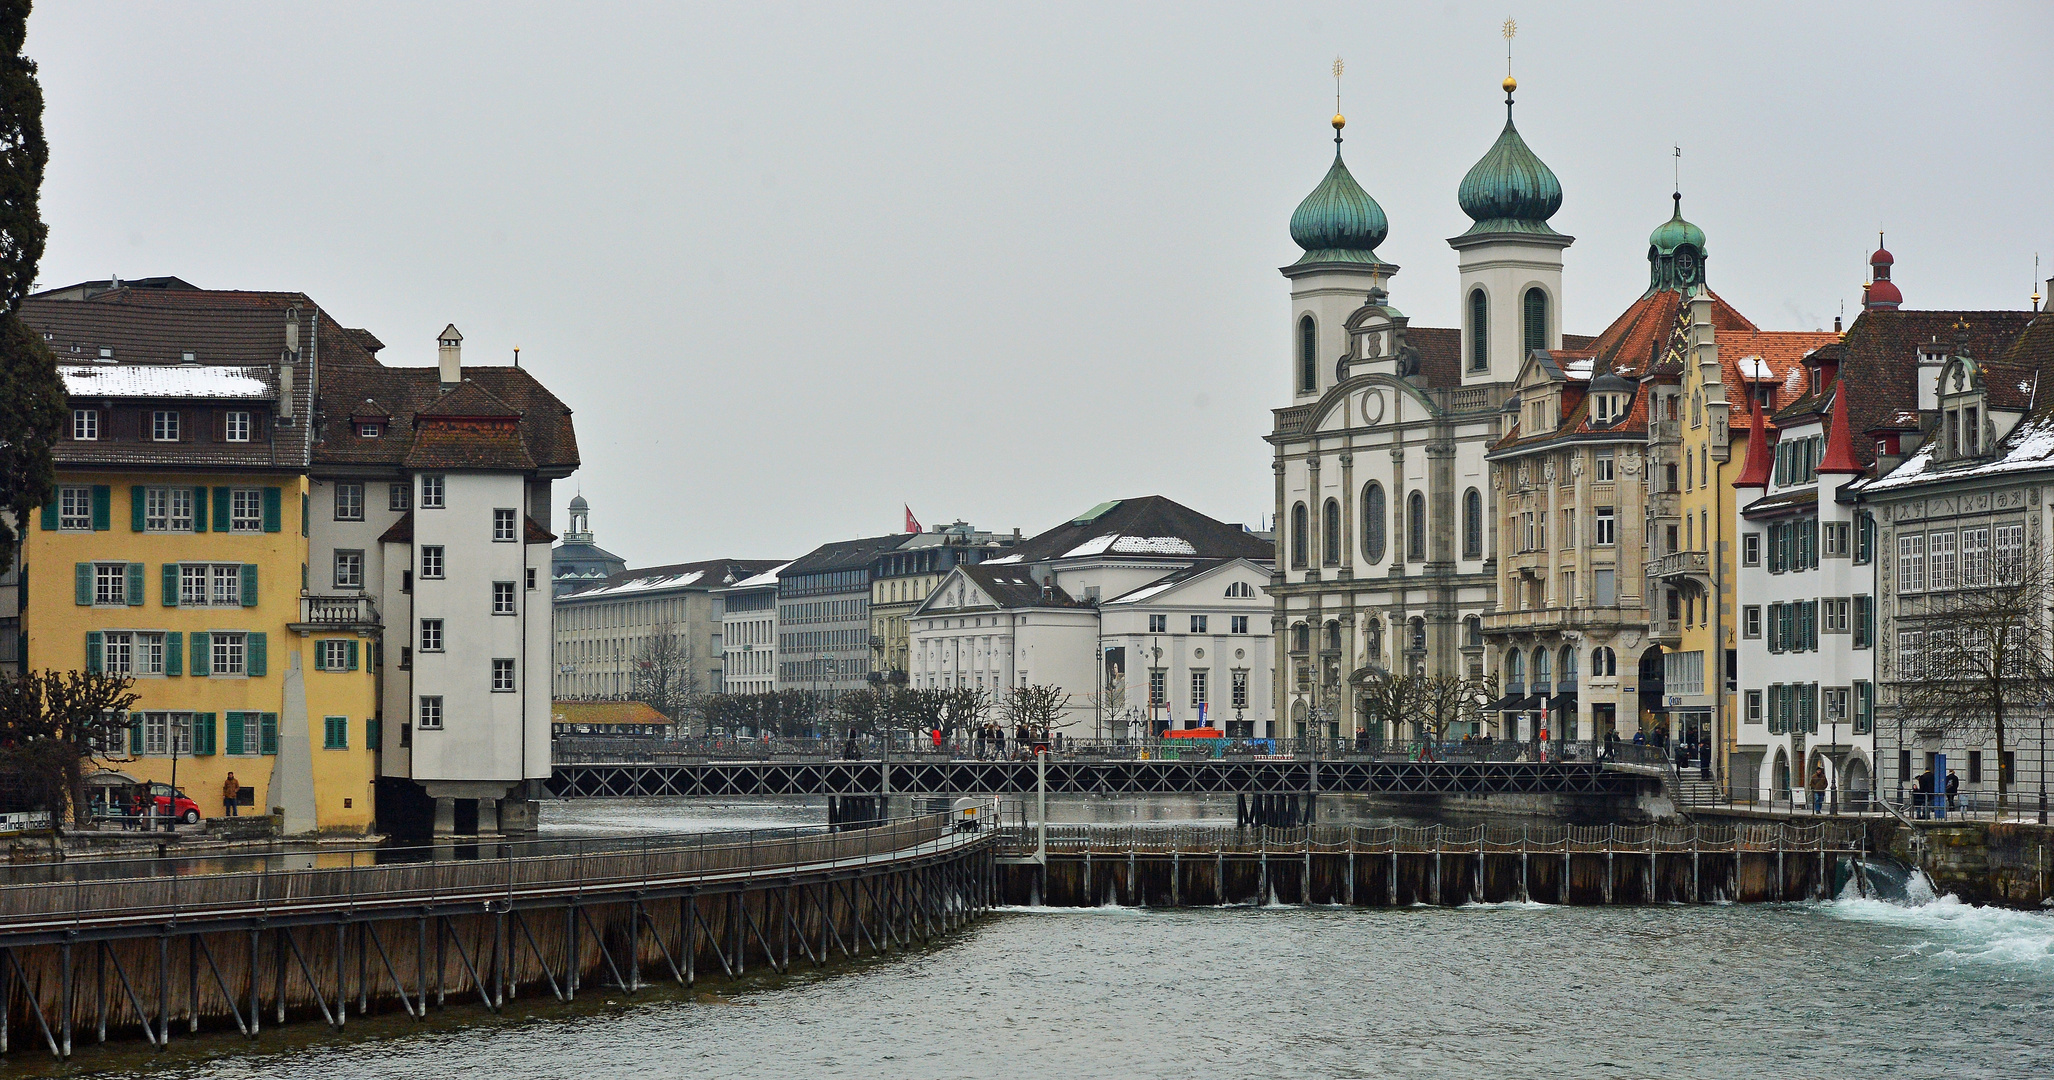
[23,341,380,833]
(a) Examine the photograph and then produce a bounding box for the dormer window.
[357,422,383,438]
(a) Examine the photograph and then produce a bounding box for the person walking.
[1914,769,1935,819]
[1945,769,1961,812]
[222,772,240,817]
[1808,764,1829,814]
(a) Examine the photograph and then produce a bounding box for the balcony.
[291,594,380,634]
[1647,551,1710,581]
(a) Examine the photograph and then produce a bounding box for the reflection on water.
[32,890,2054,1080]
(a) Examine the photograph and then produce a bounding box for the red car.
[129,783,202,825]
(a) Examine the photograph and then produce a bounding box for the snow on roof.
[1106,579,1181,605]
[728,561,792,590]
[1737,355,1774,381]
[1865,415,2054,492]
[1063,533,1201,558]
[1562,357,1594,380]
[1783,365,1809,392]
[981,553,1022,564]
[61,363,274,400]
[566,569,705,599]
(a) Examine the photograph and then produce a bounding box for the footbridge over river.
[546,757,1657,813]
[0,812,994,1060]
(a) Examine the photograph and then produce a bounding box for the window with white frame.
[94,562,127,605]
[319,639,351,670]
[211,632,247,675]
[493,508,517,542]
[1190,615,1208,633]
[1825,598,1850,633]
[1823,687,1850,725]
[1595,507,1616,547]
[151,410,180,441]
[1996,523,2025,583]
[1743,605,1761,638]
[1595,453,1615,482]
[1189,670,1207,711]
[1898,534,1925,593]
[492,658,516,692]
[421,546,444,579]
[1745,690,1763,725]
[1927,530,1956,591]
[1823,521,1851,558]
[418,696,443,730]
[72,409,98,440]
[144,487,194,532]
[1742,532,1761,566]
[493,581,516,614]
[104,631,165,676]
[1148,614,1166,633]
[211,564,241,606]
[1960,526,1990,587]
[333,550,364,589]
[230,489,262,532]
[1897,630,1924,680]
[419,475,445,509]
[224,411,251,442]
[389,483,410,512]
[59,485,91,531]
[419,619,444,652]
[334,483,364,521]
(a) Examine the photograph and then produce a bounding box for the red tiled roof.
[402,418,536,471]
[316,366,577,475]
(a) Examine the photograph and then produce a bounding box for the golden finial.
[1502,17,1518,96]
[1332,56,1345,131]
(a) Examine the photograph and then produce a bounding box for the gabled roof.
[722,560,794,592]
[1102,558,1269,606]
[1864,310,2054,493]
[913,564,1087,615]
[316,366,577,474]
[988,496,1272,565]
[402,417,535,470]
[60,363,276,400]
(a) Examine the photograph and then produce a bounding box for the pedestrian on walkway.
[1808,764,1829,813]
[1946,769,1961,811]
[1914,769,1935,818]
[222,772,240,817]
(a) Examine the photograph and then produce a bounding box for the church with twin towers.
[1269,66,1747,747]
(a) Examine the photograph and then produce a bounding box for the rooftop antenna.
[2033,254,2042,312]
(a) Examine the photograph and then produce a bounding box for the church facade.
[1267,80,1573,741]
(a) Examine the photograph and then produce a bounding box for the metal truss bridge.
[545,759,1651,800]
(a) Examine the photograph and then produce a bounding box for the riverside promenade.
[0,811,994,1060]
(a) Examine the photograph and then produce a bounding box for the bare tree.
[1351,666,1416,744]
[0,669,139,830]
[999,684,1073,740]
[938,687,991,740]
[630,624,701,734]
[1412,672,1497,751]
[1890,546,2054,810]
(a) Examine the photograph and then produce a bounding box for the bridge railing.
[551,734,1688,767]
[0,810,981,933]
[996,819,1869,857]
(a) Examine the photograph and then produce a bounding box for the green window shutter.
[259,713,278,755]
[301,493,309,537]
[130,486,147,532]
[126,562,145,606]
[240,564,258,608]
[91,485,110,531]
[247,632,267,677]
[262,487,282,533]
[347,640,359,671]
[211,488,230,532]
[367,717,381,751]
[85,631,103,673]
[164,632,182,676]
[39,501,56,530]
[312,644,325,673]
[324,716,347,750]
[129,718,142,756]
[225,712,244,755]
[191,632,210,677]
[162,563,180,607]
[192,713,215,756]
[191,486,208,531]
[74,562,92,605]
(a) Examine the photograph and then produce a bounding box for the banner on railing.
[0,811,52,834]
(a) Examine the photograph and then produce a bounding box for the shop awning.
[1489,694,1538,712]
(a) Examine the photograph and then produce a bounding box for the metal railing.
[995,819,1869,857]
[0,809,984,934]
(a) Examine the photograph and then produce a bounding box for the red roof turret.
[1817,383,1864,475]
[1866,233,1902,310]
[1733,395,1774,488]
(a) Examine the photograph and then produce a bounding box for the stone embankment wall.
[1882,820,2054,907]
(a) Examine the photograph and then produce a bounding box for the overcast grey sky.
[25,3,2054,566]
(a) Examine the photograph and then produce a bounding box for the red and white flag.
[905,505,922,534]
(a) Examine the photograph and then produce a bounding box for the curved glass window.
[1462,488,1484,559]
[1469,288,1489,371]
[1298,315,1318,393]
[1362,483,1387,563]
[1290,502,1309,568]
[1407,491,1427,561]
[1523,287,1548,355]
[1322,499,1342,567]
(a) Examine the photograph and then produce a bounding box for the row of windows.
[1897,524,2025,593]
[781,598,863,625]
[100,711,287,757]
[49,485,280,534]
[1292,485,1479,568]
[1466,287,1551,373]
[85,629,264,677]
[557,595,691,631]
[1743,683,1873,736]
[779,657,869,680]
[781,628,867,652]
[1143,614,1252,634]
[77,561,258,609]
[1896,627,2028,682]
[70,408,257,444]
[329,482,412,519]
[781,570,865,597]
[1140,668,1253,712]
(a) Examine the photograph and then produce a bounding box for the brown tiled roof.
[402,418,536,470]
[1409,326,1460,388]
[1741,487,1820,518]
[378,512,413,544]
[996,495,1274,565]
[1773,309,2034,468]
[23,285,382,368]
[315,366,578,475]
[524,516,556,544]
[959,564,1087,609]
[551,700,670,727]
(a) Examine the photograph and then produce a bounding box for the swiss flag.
[905,505,922,534]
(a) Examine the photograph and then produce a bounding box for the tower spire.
[1332,55,1345,146]
[1502,17,1518,116]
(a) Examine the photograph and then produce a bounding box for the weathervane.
[1502,17,1517,103]
[1331,56,1346,143]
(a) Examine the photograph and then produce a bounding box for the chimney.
[280,307,299,419]
[437,324,463,388]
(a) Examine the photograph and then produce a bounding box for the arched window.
[1356,483,1385,564]
[1290,502,1309,568]
[1523,287,1548,355]
[1291,622,1310,653]
[1408,616,1427,651]
[1468,288,1489,371]
[1531,646,1551,690]
[1591,646,1616,677]
[1298,315,1318,393]
[1465,615,1483,646]
[1505,650,1524,691]
[1462,488,1484,559]
[1559,646,1577,686]
[1324,621,1342,652]
[1366,618,1382,660]
[1407,491,1427,561]
[1224,581,1255,599]
[1322,498,1342,567]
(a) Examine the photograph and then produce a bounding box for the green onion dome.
[1648,193,1707,255]
[1456,98,1563,237]
[1289,124,1388,266]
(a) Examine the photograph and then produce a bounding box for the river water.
[20,800,2054,1078]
